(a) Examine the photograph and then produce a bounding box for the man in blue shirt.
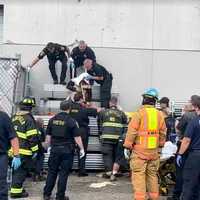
[177,95,200,200]
[0,111,21,200]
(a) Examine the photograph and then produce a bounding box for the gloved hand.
[27,65,32,72]
[85,74,95,81]
[68,57,74,63]
[32,153,38,160]
[176,154,183,167]
[80,149,85,159]
[12,156,21,170]
[124,148,131,160]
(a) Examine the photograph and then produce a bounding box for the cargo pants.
[130,154,160,200]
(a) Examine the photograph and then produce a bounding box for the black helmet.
[19,97,36,107]
[60,100,72,111]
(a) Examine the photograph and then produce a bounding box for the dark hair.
[110,96,118,105]
[74,92,83,102]
[142,96,156,106]
[60,100,71,111]
[159,97,170,107]
[191,95,200,108]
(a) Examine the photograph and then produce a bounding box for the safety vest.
[133,107,161,151]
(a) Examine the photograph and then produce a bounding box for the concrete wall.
[2,0,200,49]
[1,0,200,111]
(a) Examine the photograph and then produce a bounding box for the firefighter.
[71,40,96,78]
[98,96,127,180]
[0,111,21,200]
[43,100,85,200]
[10,97,39,198]
[68,93,100,176]
[124,88,167,200]
[83,58,113,108]
[30,42,70,85]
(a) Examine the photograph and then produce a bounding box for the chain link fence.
[0,56,26,115]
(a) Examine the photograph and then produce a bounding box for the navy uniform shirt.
[185,115,200,150]
[87,63,110,85]
[0,111,16,153]
[71,46,96,68]
[38,43,69,60]
[46,112,80,146]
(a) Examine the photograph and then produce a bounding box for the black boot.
[10,190,29,199]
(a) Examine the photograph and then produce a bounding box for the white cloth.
[71,72,90,85]
[160,141,177,161]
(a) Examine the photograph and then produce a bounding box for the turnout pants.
[100,74,112,108]
[43,146,73,199]
[10,157,32,197]
[0,154,8,200]
[48,56,68,82]
[78,128,89,173]
[130,154,160,200]
[182,151,200,200]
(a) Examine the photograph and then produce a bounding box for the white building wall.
[0,0,200,111]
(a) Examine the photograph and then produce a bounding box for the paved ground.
[9,172,169,200]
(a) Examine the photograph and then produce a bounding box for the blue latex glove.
[32,153,38,160]
[176,154,183,167]
[12,156,21,170]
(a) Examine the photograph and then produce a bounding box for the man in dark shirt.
[168,96,199,200]
[83,58,113,108]
[43,100,84,200]
[71,41,96,77]
[68,93,100,176]
[0,111,21,200]
[176,96,200,200]
[30,42,70,85]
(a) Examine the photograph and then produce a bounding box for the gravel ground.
[9,173,169,200]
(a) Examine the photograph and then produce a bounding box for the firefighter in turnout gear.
[98,97,127,179]
[10,97,39,199]
[124,88,167,200]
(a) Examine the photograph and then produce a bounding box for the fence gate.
[0,56,25,115]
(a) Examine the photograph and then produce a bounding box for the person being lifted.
[29,42,70,85]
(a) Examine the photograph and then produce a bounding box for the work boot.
[10,190,29,198]
[60,81,66,85]
[78,172,88,177]
[55,196,69,200]
[33,174,46,182]
[53,80,58,84]
[43,195,51,200]
[110,174,117,181]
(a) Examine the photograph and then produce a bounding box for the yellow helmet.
[19,97,36,107]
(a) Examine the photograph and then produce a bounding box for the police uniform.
[181,115,200,200]
[43,112,80,200]
[38,43,69,83]
[98,106,127,172]
[10,111,39,198]
[0,111,17,200]
[68,101,97,175]
[87,63,113,108]
[124,105,166,200]
[71,46,96,77]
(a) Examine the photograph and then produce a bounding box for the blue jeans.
[44,147,73,199]
[0,154,8,200]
